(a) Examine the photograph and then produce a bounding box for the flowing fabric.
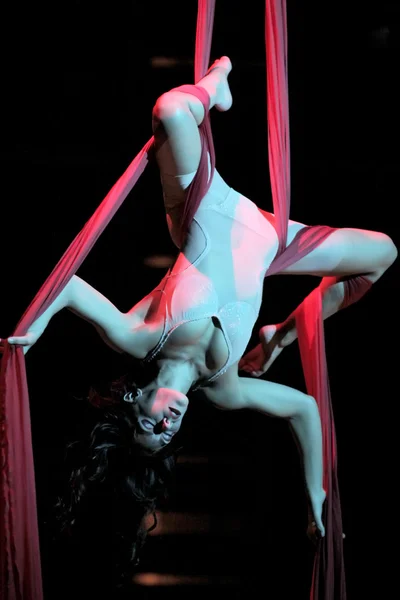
[265,2,348,598]
[178,0,216,246]
[175,85,215,248]
[0,2,215,598]
[0,138,154,600]
[0,1,372,599]
[265,0,290,256]
[265,3,370,599]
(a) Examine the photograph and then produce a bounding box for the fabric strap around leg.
[170,85,216,248]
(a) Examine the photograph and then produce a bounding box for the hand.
[239,323,291,376]
[307,518,323,545]
[3,330,43,355]
[307,489,326,544]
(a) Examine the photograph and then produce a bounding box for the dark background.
[1,1,399,599]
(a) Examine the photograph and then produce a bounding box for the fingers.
[315,518,325,538]
[239,362,260,377]
[249,370,262,377]
[239,360,263,377]
[307,521,322,545]
[0,337,30,356]
[7,336,30,345]
[308,518,325,543]
[241,367,263,377]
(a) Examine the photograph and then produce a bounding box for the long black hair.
[53,371,180,592]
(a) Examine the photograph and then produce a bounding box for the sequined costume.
[144,166,280,384]
[144,164,334,388]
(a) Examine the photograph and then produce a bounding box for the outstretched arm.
[204,374,326,536]
[7,275,133,355]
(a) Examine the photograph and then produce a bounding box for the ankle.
[278,319,297,346]
[196,77,219,109]
[196,57,233,112]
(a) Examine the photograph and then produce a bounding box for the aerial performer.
[1,2,397,598]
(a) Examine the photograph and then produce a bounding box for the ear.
[123,388,142,403]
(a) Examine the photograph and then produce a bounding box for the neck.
[154,358,197,394]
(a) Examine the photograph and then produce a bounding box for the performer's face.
[132,387,189,451]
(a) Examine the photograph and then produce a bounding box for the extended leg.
[240,226,398,375]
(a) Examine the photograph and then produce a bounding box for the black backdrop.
[1,1,399,599]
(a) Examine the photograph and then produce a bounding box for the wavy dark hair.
[53,371,180,592]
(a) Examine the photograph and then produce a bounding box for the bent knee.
[337,228,398,279]
[379,232,398,267]
[152,92,189,123]
[370,231,398,274]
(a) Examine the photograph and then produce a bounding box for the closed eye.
[141,418,155,431]
[134,423,171,448]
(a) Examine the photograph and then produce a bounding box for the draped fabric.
[265,0,291,256]
[178,0,217,246]
[0,137,154,599]
[0,1,372,598]
[265,2,347,598]
[175,85,215,248]
[0,3,216,598]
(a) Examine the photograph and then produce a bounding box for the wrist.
[307,486,326,503]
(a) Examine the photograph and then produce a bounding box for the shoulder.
[200,364,247,410]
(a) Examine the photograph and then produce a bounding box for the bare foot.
[239,324,286,376]
[198,56,233,112]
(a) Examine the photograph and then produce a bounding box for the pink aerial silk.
[266,2,345,597]
[0,138,154,599]
[0,2,215,599]
[0,1,372,598]
[265,3,371,599]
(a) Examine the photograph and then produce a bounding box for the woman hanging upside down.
[5,56,397,570]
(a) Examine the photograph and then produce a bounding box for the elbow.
[63,275,79,309]
[291,394,319,421]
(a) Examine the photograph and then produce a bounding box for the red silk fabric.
[265,0,290,256]
[265,2,348,598]
[0,2,217,598]
[174,85,215,248]
[265,3,370,599]
[0,138,154,599]
[265,0,346,600]
[178,0,217,247]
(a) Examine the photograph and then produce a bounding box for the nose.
[162,417,171,431]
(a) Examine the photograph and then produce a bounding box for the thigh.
[281,226,395,277]
[152,91,203,182]
[258,209,308,252]
[258,209,395,277]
